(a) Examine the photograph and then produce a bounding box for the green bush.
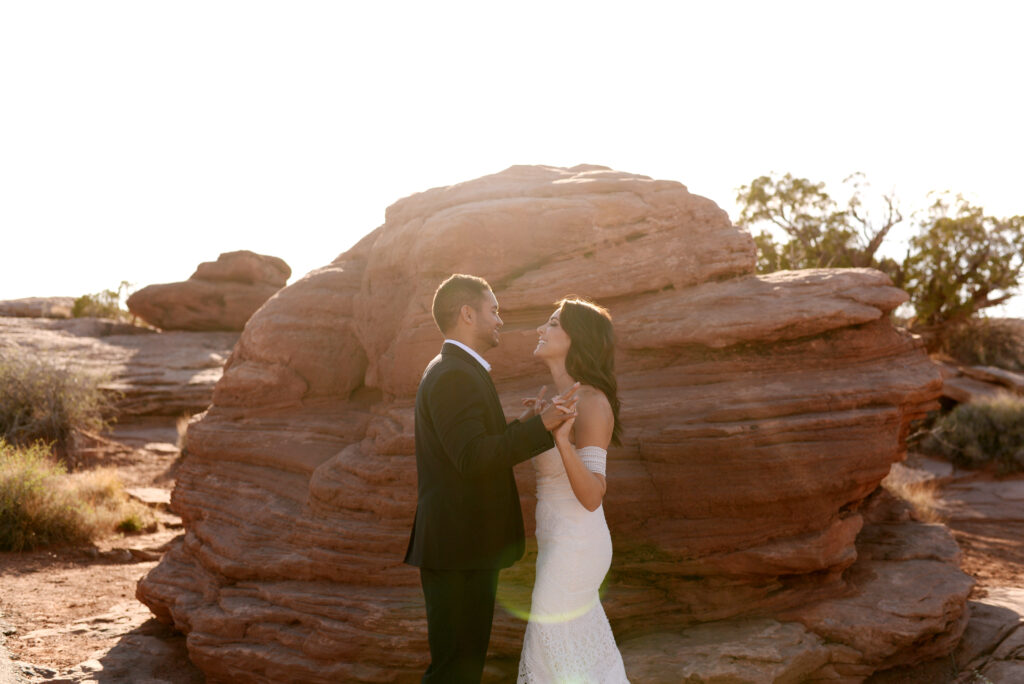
[927,395,1024,474]
[0,351,112,451]
[0,440,156,551]
[116,513,145,533]
[72,281,133,321]
[941,318,1024,371]
[0,440,88,550]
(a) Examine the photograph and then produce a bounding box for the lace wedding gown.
[517,445,629,683]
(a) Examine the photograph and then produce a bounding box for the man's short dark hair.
[432,274,492,334]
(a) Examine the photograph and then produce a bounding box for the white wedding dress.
[517,445,629,683]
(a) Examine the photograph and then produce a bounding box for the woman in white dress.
[517,297,630,683]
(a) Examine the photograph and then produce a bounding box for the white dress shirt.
[443,339,492,372]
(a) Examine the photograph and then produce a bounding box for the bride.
[517,297,629,683]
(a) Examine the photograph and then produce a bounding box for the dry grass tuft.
[881,463,945,523]
[175,414,191,452]
[65,466,157,539]
[0,440,156,551]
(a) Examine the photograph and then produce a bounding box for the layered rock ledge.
[137,165,960,682]
[0,317,237,417]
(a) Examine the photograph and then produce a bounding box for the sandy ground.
[0,428,1021,682]
[954,521,1024,597]
[0,418,204,683]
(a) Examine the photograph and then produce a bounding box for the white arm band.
[578,446,607,476]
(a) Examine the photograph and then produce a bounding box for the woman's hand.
[552,412,575,445]
[540,383,580,431]
[517,385,549,421]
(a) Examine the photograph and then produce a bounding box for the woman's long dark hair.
[557,297,622,446]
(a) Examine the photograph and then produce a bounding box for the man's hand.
[517,385,549,422]
[540,382,580,432]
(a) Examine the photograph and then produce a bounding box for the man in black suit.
[405,273,576,683]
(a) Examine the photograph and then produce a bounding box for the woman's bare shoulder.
[575,385,613,445]
[577,385,612,412]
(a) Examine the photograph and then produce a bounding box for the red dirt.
[0,419,203,681]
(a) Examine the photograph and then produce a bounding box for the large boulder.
[127,251,290,331]
[137,165,961,682]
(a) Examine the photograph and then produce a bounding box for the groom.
[405,273,576,683]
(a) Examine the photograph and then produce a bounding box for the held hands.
[518,385,549,422]
[552,410,575,444]
[540,382,580,433]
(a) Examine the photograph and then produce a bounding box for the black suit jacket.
[404,343,554,570]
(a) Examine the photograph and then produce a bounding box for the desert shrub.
[0,440,155,551]
[66,466,156,537]
[72,281,134,321]
[0,440,87,550]
[116,513,145,533]
[926,395,1024,474]
[941,318,1024,370]
[0,351,112,451]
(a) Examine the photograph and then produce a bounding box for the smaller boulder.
[191,251,291,288]
[127,251,290,331]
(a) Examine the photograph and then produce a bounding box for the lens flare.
[497,565,610,624]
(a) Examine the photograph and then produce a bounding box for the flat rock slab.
[955,600,1024,673]
[0,297,74,319]
[622,268,908,350]
[55,630,201,683]
[942,375,1008,403]
[620,619,832,683]
[982,588,1024,615]
[109,419,182,448]
[125,488,172,508]
[14,624,202,684]
[969,622,1024,683]
[960,364,1024,394]
[939,477,1024,522]
[792,559,972,664]
[0,641,19,684]
[0,317,237,416]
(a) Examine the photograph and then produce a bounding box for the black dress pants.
[420,567,501,684]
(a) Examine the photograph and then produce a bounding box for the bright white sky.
[2,1,1023,316]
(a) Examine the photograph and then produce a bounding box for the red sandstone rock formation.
[126,251,290,331]
[137,165,964,682]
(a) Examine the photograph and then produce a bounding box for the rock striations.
[127,251,290,331]
[137,165,964,682]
